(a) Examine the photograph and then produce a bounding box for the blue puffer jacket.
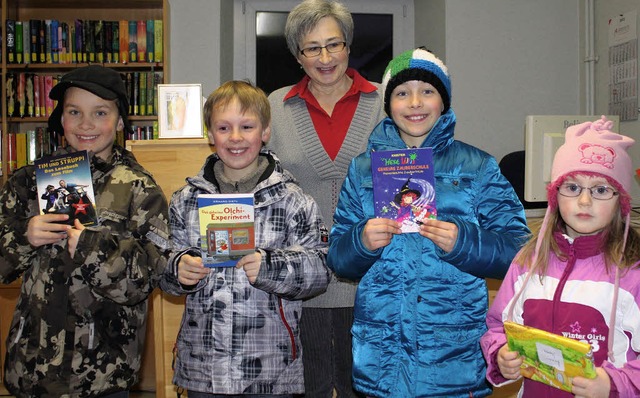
[328,110,530,397]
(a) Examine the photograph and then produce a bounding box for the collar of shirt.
[283,68,377,102]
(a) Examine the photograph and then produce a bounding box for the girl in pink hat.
[481,116,640,398]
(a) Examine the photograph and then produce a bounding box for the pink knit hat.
[546,115,635,215]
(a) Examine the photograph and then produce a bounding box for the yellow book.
[504,321,596,392]
[154,20,163,62]
[16,132,27,169]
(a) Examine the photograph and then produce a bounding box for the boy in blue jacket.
[327,48,530,397]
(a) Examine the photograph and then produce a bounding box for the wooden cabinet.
[0,282,20,395]
[0,0,169,185]
[126,138,215,398]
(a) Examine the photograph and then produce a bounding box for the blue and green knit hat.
[381,48,451,116]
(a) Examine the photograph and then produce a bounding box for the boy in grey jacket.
[160,80,330,396]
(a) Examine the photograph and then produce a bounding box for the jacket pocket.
[416,321,486,391]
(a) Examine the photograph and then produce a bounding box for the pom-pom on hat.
[48,65,132,137]
[547,115,635,215]
[381,48,451,116]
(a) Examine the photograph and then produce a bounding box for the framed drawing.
[157,84,204,138]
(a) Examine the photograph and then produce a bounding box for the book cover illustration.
[197,194,255,268]
[504,321,596,392]
[34,150,97,226]
[371,148,437,233]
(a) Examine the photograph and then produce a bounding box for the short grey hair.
[285,0,354,58]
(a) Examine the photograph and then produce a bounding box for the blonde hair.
[515,203,640,277]
[203,80,271,132]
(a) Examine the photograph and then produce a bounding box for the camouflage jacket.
[160,150,330,394]
[0,146,170,398]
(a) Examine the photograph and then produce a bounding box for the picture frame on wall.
[157,84,204,138]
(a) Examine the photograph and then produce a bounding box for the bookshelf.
[0,0,170,185]
[0,0,169,395]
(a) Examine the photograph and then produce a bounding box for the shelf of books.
[0,0,169,184]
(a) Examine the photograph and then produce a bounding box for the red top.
[284,68,377,160]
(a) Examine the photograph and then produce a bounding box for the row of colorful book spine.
[6,71,163,118]
[5,122,161,173]
[4,127,63,171]
[5,19,163,65]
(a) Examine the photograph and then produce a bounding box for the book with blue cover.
[371,147,437,233]
[34,149,97,226]
[197,193,255,267]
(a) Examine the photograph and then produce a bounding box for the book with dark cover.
[371,147,437,233]
[30,19,40,63]
[146,20,154,62]
[132,71,139,115]
[74,19,83,63]
[111,21,119,63]
[35,150,97,226]
[104,20,113,63]
[128,20,137,62]
[504,321,596,392]
[84,20,96,63]
[94,20,105,63]
[38,19,46,63]
[44,20,52,63]
[197,193,255,267]
[6,19,16,64]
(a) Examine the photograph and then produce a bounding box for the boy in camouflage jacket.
[0,65,170,398]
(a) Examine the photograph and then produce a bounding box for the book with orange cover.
[504,321,596,392]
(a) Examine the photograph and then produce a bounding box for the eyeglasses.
[299,41,347,58]
[557,183,619,200]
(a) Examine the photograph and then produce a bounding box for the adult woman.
[267,0,384,396]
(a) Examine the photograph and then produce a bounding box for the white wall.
[440,1,582,164]
[167,0,639,203]
[168,0,227,97]
[594,0,640,202]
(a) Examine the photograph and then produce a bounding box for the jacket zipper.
[278,297,297,360]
